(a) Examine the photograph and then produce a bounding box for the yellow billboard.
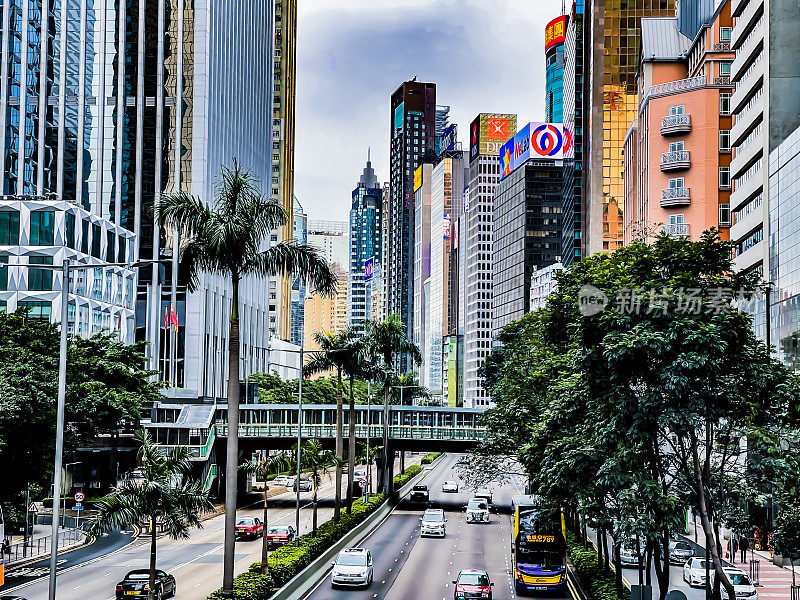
[414,165,423,192]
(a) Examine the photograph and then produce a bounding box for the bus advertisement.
[0,505,5,586]
[512,496,567,594]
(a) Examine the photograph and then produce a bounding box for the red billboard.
[545,15,567,52]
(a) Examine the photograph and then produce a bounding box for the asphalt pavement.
[302,454,572,600]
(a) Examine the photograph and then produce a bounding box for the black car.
[410,484,429,502]
[115,569,176,599]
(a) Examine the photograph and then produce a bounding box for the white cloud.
[293,0,563,221]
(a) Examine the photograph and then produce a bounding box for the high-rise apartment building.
[388,80,437,372]
[348,153,382,335]
[463,113,516,408]
[623,5,735,244]
[0,0,275,400]
[307,220,349,273]
[273,0,298,341]
[545,15,568,123]
[435,106,451,155]
[413,163,433,388]
[291,197,307,346]
[303,264,348,377]
[562,1,586,267]
[583,0,677,255]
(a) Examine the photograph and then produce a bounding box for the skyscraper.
[291,197,307,346]
[308,220,349,273]
[348,152,382,336]
[545,15,567,123]
[273,0,299,341]
[0,0,275,399]
[413,163,433,388]
[388,79,437,371]
[583,0,677,255]
[463,113,517,408]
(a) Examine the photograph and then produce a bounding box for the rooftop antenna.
[368,146,371,163]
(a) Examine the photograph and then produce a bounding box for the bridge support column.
[400,450,405,474]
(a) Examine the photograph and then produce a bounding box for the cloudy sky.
[294,0,563,222]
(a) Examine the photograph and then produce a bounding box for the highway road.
[4,455,409,600]
[302,454,569,600]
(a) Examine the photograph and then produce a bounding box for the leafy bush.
[566,531,629,600]
[420,452,442,465]
[394,464,422,488]
[207,571,274,600]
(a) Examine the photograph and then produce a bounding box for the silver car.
[669,540,695,564]
[420,508,447,537]
[618,542,643,567]
[331,548,373,588]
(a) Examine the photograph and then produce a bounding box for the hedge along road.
[300,454,570,600]
[11,453,419,600]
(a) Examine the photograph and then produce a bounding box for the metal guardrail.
[661,114,691,129]
[661,150,691,166]
[661,187,690,200]
[216,423,487,441]
[202,464,218,494]
[4,528,81,564]
[662,223,690,236]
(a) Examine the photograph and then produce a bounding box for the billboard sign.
[414,165,423,192]
[545,15,568,52]
[440,124,457,153]
[469,113,517,161]
[364,257,374,281]
[499,122,566,179]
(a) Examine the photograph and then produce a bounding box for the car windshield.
[413,485,427,491]
[423,513,445,522]
[674,542,691,550]
[126,572,151,580]
[468,501,488,510]
[268,527,288,534]
[236,518,255,525]
[337,554,367,566]
[694,560,709,569]
[518,549,565,571]
[459,573,490,586]
[728,574,751,586]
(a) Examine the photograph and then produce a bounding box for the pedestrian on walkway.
[740,535,749,563]
[1,538,10,557]
[732,537,739,562]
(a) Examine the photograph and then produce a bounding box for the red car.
[266,525,296,548]
[235,516,263,540]
[452,569,494,600]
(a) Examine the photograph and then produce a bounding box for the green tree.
[385,370,431,405]
[239,451,291,575]
[773,504,800,587]
[90,430,212,600]
[362,314,421,493]
[304,328,359,521]
[156,161,336,594]
[299,439,337,535]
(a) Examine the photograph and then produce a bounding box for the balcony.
[731,59,763,114]
[713,76,731,86]
[660,150,691,171]
[662,223,690,237]
[660,187,691,208]
[661,114,691,135]
[732,0,764,47]
[731,20,763,82]
[713,42,731,52]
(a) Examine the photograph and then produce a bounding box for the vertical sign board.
[440,124,457,153]
[545,15,568,52]
[364,257,374,282]
[394,102,404,135]
[413,165,423,192]
[469,114,518,162]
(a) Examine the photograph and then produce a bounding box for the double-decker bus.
[512,495,567,595]
[0,505,5,586]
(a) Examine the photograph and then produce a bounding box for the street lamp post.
[295,341,303,546]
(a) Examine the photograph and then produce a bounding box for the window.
[17,300,51,319]
[720,130,731,151]
[65,213,76,249]
[106,230,115,263]
[28,255,54,290]
[719,203,731,225]
[0,254,7,290]
[719,61,732,76]
[720,93,732,115]
[669,105,685,116]
[118,236,126,263]
[669,177,685,188]
[29,211,55,245]
[81,219,89,254]
[91,223,101,258]
[720,27,732,42]
[669,214,685,225]
[719,166,731,189]
[0,211,19,245]
[668,141,685,153]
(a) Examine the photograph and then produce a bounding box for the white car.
[465,498,490,523]
[711,568,758,599]
[618,542,643,567]
[331,548,373,588]
[272,475,292,487]
[683,557,711,587]
[442,480,459,493]
[420,508,447,537]
[475,487,493,505]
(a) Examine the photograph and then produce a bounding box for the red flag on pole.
[164,306,169,330]
[170,304,178,333]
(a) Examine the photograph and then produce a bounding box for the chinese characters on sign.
[577,284,759,316]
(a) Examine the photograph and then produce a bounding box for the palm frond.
[242,244,337,297]
[156,191,213,239]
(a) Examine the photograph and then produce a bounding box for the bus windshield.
[516,508,566,570]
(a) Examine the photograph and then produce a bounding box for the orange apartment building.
[623,1,735,244]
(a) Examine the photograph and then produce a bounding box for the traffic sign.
[72,505,84,511]
[74,491,85,503]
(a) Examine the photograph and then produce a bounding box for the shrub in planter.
[566,531,629,600]
[421,452,442,465]
[394,464,422,488]
[207,571,273,600]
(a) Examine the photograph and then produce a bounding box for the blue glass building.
[562,3,584,267]
[545,15,567,124]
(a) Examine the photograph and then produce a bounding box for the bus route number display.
[526,534,555,543]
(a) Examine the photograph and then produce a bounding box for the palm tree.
[90,430,212,600]
[303,328,359,521]
[156,161,336,594]
[342,337,375,513]
[387,370,431,405]
[363,314,421,494]
[239,451,291,575]
[299,439,337,535]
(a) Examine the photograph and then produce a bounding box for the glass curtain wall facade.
[290,196,307,346]
[0,0,276,398]
[585,0,676,255]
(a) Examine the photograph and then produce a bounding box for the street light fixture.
[0,256,166,600]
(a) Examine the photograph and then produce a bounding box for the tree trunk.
[222,275,241,594]
[149,516,157,600]
[261,486,269,575]
[597,527,605,570]
[613,540,623,597]
[334,367,343,522]
[347,374,356,513]
[382,383,391,495]
[312,486,318,536]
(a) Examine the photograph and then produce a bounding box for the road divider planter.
[567,531,630,600]
[207,462,429,600]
